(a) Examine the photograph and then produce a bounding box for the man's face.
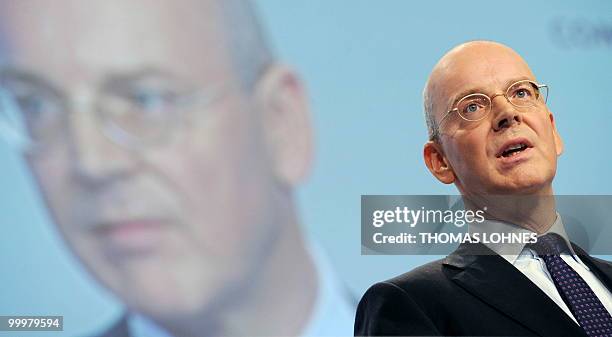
[429,43,563,196]
[1,0,282,317]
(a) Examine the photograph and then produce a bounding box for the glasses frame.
[0,82,230,154]
[97,86,227,151]
[437,80,549,128]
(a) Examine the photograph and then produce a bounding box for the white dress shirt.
[470,214,612,325]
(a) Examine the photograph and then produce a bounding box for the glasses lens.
[0,84,65,152]
[457,94,490,121]
[507,81,540,107]
[99,90,183,147]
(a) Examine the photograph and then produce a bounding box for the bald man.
[354,41,612,336]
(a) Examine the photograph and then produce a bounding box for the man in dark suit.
[355,41,612,336]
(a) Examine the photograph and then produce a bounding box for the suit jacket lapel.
[444,243,587,337]
[573,243,612,292]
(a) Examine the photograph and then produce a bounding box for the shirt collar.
[298,240,356,337]
[128,312,173,337]
[468,215,532,263]
[468,213,588,269]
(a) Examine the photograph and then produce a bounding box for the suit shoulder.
[358,256,467,312]
[355,260,450,336]
[383,258,451,293]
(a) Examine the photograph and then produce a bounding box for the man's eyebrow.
[99,68,180,90]
[446,76,535,111]
[0,67,62,95]
[447,86,488,111]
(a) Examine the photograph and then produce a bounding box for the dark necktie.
[528,233,612,337]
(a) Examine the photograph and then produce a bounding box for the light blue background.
[1,1,611,336]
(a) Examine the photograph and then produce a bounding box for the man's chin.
[95,257,251,318]
[489,163,554,194]
[492,177,553,196]
[111,275,223,318]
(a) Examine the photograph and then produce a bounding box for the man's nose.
[491,95,523,132]
[69,111,135,185]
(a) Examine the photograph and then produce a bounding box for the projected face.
[427,42,563,196]
[0,0,285,317]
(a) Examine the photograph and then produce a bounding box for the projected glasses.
[0,69,225,153]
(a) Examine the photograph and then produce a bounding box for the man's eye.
[512,88,534,100]
[14,93,60,121]
[3,89,64,139]
[18,95,45,114]
[515,89,529,98]
[128,90,180,111]
[463,103,481,114]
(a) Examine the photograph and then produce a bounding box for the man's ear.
[254,64,313,186]
[549,112,564,156]
[423,141,455,184]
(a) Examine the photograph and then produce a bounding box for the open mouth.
[496,139,533,158]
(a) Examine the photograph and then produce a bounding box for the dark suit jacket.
[355,243,612,336]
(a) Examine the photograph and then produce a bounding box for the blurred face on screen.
[0,0,299,318]
[424,42,564,196]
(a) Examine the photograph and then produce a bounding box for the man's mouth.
[496,138,533,158]
[92,218,168,254]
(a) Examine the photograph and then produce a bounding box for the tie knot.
[528,233,570,256]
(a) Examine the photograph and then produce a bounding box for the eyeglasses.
[437,79,548,133]
[0,71,226,154]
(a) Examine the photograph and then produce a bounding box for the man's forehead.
[429,42,536,111]
[0,0,232,86]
